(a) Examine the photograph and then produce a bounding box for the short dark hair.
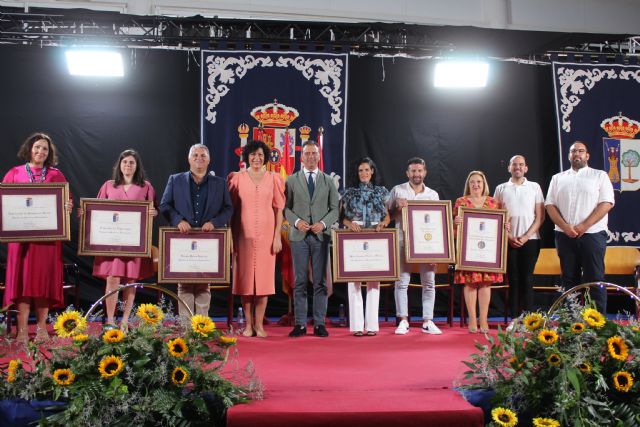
[302,140,319,150]
[406,157,426,170]
[241,140,270,166]
[17,132,58,167]
[348,157,379,187]
[112,149,147,186]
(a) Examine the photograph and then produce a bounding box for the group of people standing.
[2,132,614,343]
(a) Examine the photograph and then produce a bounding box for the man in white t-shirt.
[545,141,615,314]
[387,157,442,335]
[494,155,545,319]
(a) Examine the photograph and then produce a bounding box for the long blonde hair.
[463,170,489,197]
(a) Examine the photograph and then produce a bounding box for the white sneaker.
[421,320,443,335]
[395,319,410,335]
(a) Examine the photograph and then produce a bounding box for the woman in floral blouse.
[341,157,390,336]
[454,170,507,334]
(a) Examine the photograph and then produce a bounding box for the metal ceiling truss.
[0,7,637,60]
[0,7,453,55]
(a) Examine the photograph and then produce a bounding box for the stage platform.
[226,321,485,427]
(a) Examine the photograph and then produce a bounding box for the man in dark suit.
[160,143,233,317]
[284,141,339,337]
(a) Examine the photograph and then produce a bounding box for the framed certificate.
[0,183,70,242]
[158,227,231,284]
[455,207,507,273]
[78,198,153,257]
[332,229,400,282]
[402,200,455,263]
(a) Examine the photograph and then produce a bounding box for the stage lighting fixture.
[433,60,489,88]
[65,50,124,77]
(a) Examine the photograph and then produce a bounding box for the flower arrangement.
[0,304,257,426]
[460,294,640,427]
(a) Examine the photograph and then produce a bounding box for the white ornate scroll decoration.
[276,56,344,125]
[606,230,640,243]
[204,55,274,124]
[556,66,618,133]
[204,53,345,125]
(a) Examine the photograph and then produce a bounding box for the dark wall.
[0,43,564,317]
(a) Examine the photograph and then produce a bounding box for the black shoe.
[313,325,329,337]
[289,325,307,337]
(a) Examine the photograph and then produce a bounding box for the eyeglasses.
[570,149,587,154]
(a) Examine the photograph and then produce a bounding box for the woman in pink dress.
[91,149,157,330]
[3,132,73,344]
[453,170,507,334]
[228,140,285,338]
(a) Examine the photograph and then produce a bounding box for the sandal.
[353,331,364,337]
[35,327,50,342]
[366,331,377,336]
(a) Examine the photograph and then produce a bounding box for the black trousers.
[507,239,540,318]
[555,230,607,314]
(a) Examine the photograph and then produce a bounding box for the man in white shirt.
[494,155,545,319]
[387,157,442,335]
[545,141,615,314]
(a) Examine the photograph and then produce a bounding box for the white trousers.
[394,254,436,320]
[347,282,380,332]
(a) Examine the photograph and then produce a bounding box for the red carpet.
[226,322,485,427]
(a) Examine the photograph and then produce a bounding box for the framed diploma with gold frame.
[0,183,70,242]
[332,229,400,282]
[158,227,231,284]
[402,200,455,263]
[455,207,507,274]
[78,198,153,257]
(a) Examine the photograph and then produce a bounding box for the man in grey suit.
[285,141,339,337]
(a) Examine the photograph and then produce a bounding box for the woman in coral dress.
[91,149,157,330]
[3,132,73,343]
[454,170,507,334]
[228,140,285,338]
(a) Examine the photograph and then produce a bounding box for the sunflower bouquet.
[0,304,256,426]
[460,294,640,427]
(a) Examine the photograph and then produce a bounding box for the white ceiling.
[2,0,640,35]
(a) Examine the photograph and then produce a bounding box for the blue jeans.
[555,230,607,313]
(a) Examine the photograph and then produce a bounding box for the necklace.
[25,163,47,183]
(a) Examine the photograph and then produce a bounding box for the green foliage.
[0,306,258,426]
[460,295,640,427]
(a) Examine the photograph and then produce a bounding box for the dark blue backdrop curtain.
[552,61,640,246]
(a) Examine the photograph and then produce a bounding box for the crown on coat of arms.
[600,113,640,139]
[250,99,299,128]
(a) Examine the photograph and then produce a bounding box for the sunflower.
[570,323,585,334]
[491,407,518,427]
[607,336,629,361]
[219,335,238,345]
[613,371,634,392]
[533,417,560,427]
[508,356,523,371]
[191,314,216,337]
[547,353,562,366]
[582,308,606,329]
[103,329,125,344]
[7,359,21,383]
[53,310,88,338]
[537,329,559,346]
[136,304,164,326]
[167,337,189,358]
[523,313,544,332]
[632,326,640,332]
[73,333,89,343]
[98,355,124,379]
[171,367,189,385]
[577,362,592,374]
[53,368,75,386]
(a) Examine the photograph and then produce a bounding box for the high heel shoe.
[15,330,29,345]
[468,326,478,334]
[479,327,490,334]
